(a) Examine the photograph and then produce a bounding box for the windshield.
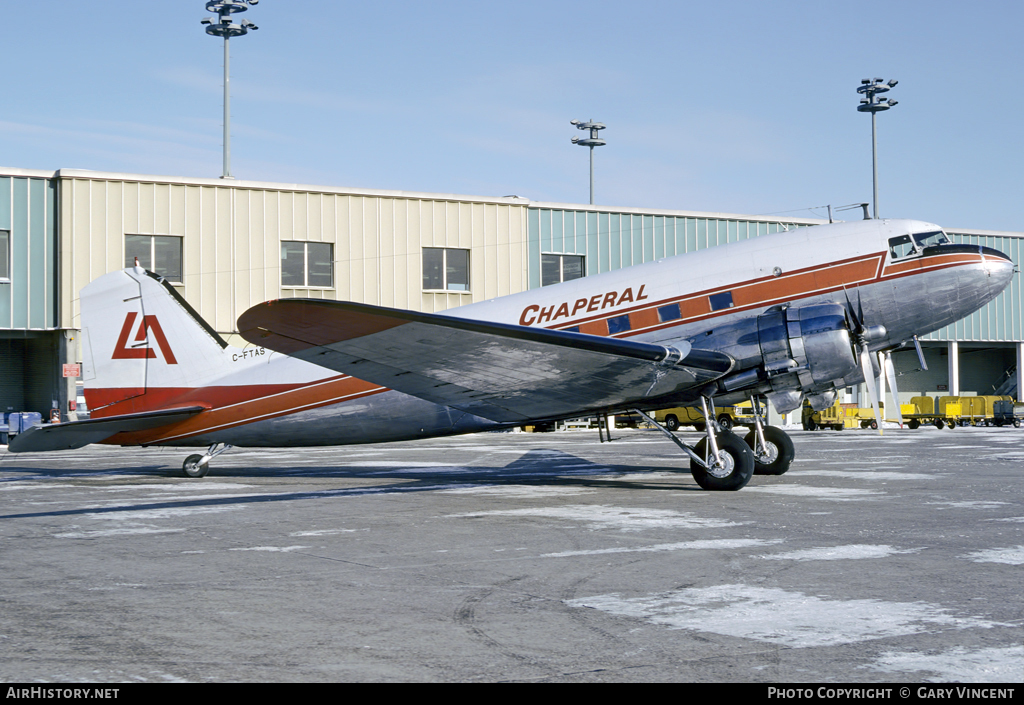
[912,230,950,249]
[888,234,916,260]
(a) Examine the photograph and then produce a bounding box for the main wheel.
[665,414,680,432]
[690,432,755,491]
[746,426,795,476]
[183,454,210,478]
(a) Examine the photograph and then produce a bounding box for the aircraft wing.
[7,407,206,453]
[238,300,734,423]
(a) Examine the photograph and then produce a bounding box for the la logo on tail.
[111,312,178,364]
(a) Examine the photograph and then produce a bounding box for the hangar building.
[2,166,1022,424]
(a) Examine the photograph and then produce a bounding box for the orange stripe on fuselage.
[103,376,387,446]
[550,250,985,339]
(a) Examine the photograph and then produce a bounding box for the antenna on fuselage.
[834,202,872,221]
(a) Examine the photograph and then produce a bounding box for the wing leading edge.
[238,300,733,423]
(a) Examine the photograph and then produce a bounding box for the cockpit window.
[888,234,917,260]
[912,230,950,249]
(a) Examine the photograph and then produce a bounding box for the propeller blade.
[884,352,904,427]
[860,345,884,434]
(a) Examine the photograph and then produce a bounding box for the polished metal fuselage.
[161,218,1016,448]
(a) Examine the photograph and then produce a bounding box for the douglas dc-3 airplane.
[9,218,1015,490]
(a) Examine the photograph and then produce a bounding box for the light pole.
[202,1,259,180]
[856,78,898,219]
[571,119,606,205]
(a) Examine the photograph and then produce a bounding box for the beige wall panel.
[306,193,321,240]
[379,199,396,308]
[347,197,365,302]
[120,182,139,238]
[458,201,472,249]
[362,197,380,306]
[278,191,294,241]
[432,201,446,248]
[234,189,251,317]
[184,186,203,292]
[138,183,155,234]
[333,196,350,302]
[215,188,233,331]
[246,190,267,307]
[199,187,218,329]
[169,185,186,236]
[153,183,170,234]
[293,191,307,238]
[89,182,112,279]
[263,191,280,300]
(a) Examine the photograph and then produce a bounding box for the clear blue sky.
[2,1,1021,231]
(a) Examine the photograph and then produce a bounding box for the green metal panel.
[0,175,57,331]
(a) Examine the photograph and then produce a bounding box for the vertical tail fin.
[81,266,232,416]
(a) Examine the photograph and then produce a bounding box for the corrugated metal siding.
[0,176,57,330]
[527,207,814,289]
[60,177,529,336]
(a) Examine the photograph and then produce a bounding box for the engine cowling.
[755,303,860,414]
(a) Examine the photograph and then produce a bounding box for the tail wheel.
[183,454,210,478]
[690,432,754,491]
[746,426,795,476]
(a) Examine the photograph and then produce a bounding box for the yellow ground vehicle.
[656,401,763,432]
[903,395,1013,429]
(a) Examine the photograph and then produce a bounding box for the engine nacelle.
[757,303,859,414]
[685,302,860,414]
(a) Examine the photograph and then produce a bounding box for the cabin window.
[658,303,681,322]
[608,314,631,334]
[709,291,734,311]
[281,241,334,288]
[887,234,917,260]
[0,230,9,281]
[541,254,585,286]
[125,234,183,283]
[423,247,470,291]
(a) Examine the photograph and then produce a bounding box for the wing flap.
[239,300,732,422]
[7,407,206,453]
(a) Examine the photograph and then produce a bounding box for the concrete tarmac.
[1,426,1021,683]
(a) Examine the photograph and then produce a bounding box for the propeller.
[844,289,887,434]
[883,351,904,427]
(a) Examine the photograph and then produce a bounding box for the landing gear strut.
[182,443,233,478]
[634,395,755,491]
[744,395,794,475]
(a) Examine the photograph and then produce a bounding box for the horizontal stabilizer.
[7,407,206,453]
[238,299,733,423]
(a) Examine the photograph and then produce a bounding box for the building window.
[541,254,585,287]
[281,241,334,288]
[0,230,9,281]
[423,248,469,291]
[125,235,183,283]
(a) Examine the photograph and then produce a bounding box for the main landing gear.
[634,394,794,490]
[182,443,233,478]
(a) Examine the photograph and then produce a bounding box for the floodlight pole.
[571,119,607,205]
[856,78,898,219]
[202,1,259,180]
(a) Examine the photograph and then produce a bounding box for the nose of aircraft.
[966,244,1015,310]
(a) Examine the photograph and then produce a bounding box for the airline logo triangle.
[111,312,178,364]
